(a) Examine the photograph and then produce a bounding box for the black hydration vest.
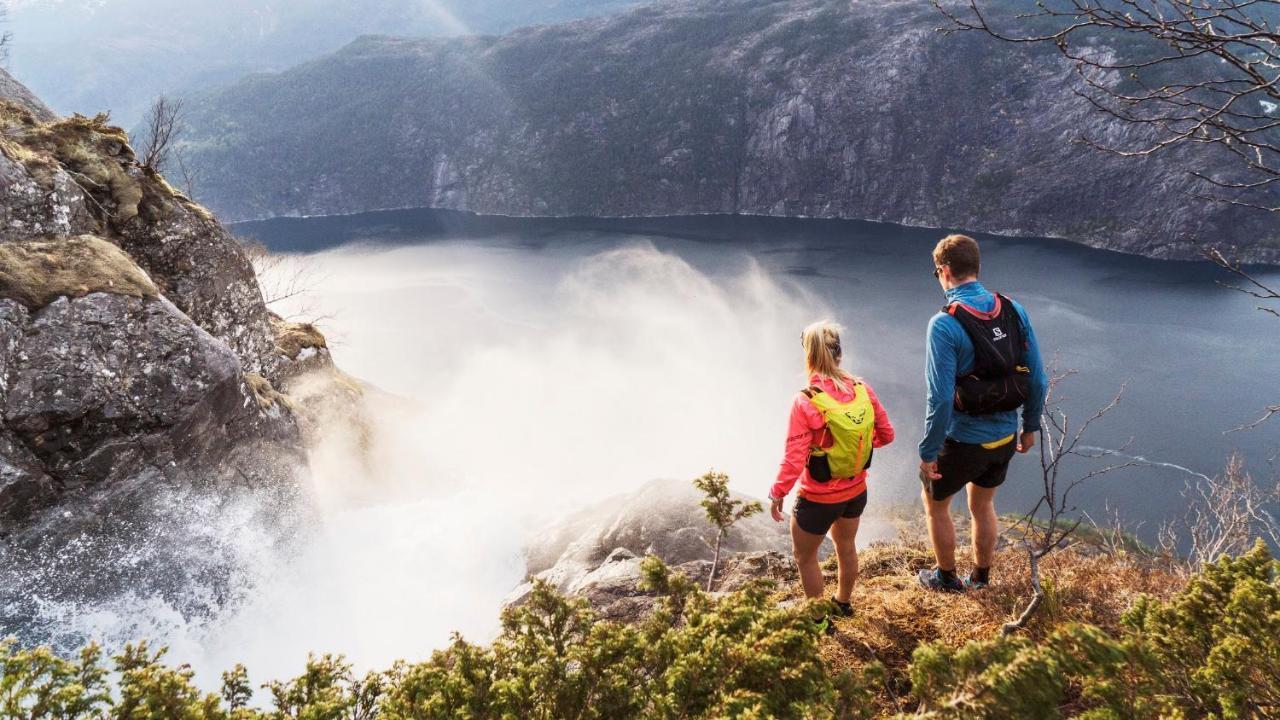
[946,293,1031,415]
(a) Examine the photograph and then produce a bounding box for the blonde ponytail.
[802,320,853,392]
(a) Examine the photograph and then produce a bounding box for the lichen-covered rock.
[1,292,304,535]
[0,290,307,632]
[509,477,899,620]
[270,313,331,380]
[0,71,321,631]
[506,546,802,623]
[0,149,98,239]
[115,207,281,378]
[0,97,282,380]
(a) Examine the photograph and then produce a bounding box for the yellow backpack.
[803,383,875,482]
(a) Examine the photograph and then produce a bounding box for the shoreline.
[229,205,1280,269]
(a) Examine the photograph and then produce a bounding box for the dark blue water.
[237,209,1280,541]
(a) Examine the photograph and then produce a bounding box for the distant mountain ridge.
[8,0,641,125]
[180,0,1279,262]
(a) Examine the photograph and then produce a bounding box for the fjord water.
[12,210,1276,689]
[241,208,1280,522]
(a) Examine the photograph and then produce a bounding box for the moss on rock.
[0,101,200,226]
[269,314,328,360]
[244,372,294,412]
[0,234,159,309]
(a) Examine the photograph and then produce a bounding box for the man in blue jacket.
[918,234,1048,592]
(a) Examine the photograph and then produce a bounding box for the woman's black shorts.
[794,491,868,536]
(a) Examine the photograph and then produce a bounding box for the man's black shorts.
[794,491,868,536]
[925,437,1018,501]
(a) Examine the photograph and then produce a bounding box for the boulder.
[509,477,902,621]
[1,291,304,541]
[507,478,843,620]
[523,477,808,584]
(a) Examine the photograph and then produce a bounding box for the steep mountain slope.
[179,0,1279,261]
[8,0,641,126]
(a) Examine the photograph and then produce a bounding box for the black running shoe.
[831,597,853,617]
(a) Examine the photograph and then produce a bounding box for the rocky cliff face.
[0,77,344,631]
[181,0,1279,262]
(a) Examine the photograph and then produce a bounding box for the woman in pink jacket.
[769,321,894,631]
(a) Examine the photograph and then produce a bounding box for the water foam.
[6,240,841,687]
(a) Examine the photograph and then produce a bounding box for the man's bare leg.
[922,487,956,572]
[967,484,999,576]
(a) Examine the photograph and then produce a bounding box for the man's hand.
[919,459,941,482]
[1016,430,1038,454]
[770,496,785,522]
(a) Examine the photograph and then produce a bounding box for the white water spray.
[11,240,854,687]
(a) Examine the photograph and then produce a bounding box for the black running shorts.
[794,491,868,536]
[925,437,1018,501]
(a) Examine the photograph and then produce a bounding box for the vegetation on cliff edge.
[2,539,1276,719]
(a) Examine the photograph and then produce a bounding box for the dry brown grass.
[270,314,328,360]
[244,372,294,412]
[794,536,1186,714]
[0,235,158,308]
[0,101,189,226]
[18,112,142,219]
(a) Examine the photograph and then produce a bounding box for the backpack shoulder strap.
[801,385,824,399]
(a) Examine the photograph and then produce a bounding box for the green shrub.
[3,542,1275,718]
[900,539,1280,719]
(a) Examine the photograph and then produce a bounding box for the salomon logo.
[992,327,1007,341]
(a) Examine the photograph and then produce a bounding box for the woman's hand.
[770,496,785,522]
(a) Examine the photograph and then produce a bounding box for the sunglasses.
[933,264,946,279]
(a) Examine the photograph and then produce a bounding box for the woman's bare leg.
[790,516,828,599]
[829,516,861,603]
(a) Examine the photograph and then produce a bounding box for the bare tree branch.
[240,239,328,321]
[138,95,186,172]
[1164,452,1280,568]
[1002,371,1135,635]
[935,0,1280,214]
[1202,247,1280,429]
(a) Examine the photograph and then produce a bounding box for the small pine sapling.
[693,470,763,592]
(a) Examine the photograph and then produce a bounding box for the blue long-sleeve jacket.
[919,281,1048,462]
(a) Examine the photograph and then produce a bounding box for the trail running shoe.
[831,597,854,617]
[917,568,966,593]
[812,615,836,636]
[964,573,989,591]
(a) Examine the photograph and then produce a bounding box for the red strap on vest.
[946,294,1004,321]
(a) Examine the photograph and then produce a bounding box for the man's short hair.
[933,234,980,279]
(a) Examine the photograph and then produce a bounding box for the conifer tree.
[692,470,763,592]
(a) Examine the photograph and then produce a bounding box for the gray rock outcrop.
[0,76,323,636]
[521,477,801,589]
[0,68,56,123]
[506,478,901,620]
